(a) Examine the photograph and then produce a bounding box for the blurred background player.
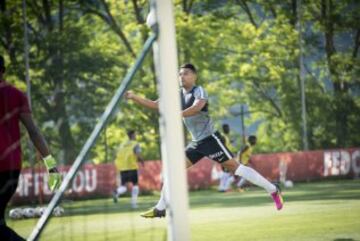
[112,130,144,208]
[237,135,257,191]
[218,124,236,192]
[0,55,61,240]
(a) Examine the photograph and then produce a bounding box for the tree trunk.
[40,0,76,164]
[322,0,348,147]
[57,0,76,163]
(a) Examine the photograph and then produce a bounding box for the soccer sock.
[131,185,139,207]
[235,164,276,193]
[116,185,127,197]
[155,182,167,210]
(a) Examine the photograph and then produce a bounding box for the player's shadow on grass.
[333,239,354,241]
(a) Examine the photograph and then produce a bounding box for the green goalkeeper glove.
[43,155,62,191]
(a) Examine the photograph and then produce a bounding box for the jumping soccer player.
[112,130,143,208]
[125,63,283,218]
[0,55,61,240]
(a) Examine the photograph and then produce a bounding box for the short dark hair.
[222,123,230,134]
[127,130,135,138]
[0,55,5,73]
[180,63,197,73]
[248,135,257,143]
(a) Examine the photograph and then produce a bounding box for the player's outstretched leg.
[271,184,284,210]
[140,207,166,218]
[141,159,193,218]
[140,182,167,218]
[234,164,284,210]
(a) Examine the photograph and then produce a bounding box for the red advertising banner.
[139,158,214,191]
[250,147,360,181]
[11,163,116,205]
[10,148,360,204]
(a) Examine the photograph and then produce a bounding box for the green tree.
[1,0,358,164]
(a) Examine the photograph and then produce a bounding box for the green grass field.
[7,179,360,241]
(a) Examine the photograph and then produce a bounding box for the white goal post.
[150,1,191,241]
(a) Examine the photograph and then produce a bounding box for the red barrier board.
[251,148,360,181]
[11,163,116,204]
[10,148,360,204]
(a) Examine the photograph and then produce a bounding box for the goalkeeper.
[0,55,61,240]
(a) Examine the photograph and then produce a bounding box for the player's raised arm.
[182,98,207,117]
[125,91,159,110]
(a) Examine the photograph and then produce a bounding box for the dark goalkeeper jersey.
[0,80,31,171]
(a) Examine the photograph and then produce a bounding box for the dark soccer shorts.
[186,131,234,164]
[120,170,138,185]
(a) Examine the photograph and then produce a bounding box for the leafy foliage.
[1,0,359,165]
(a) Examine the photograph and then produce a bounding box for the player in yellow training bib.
[218,124,237,192]
[112,130,143,208]
[237,135,257,191]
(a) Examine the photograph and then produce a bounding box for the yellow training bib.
[114,140,138,171]
[240,143,253,165]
